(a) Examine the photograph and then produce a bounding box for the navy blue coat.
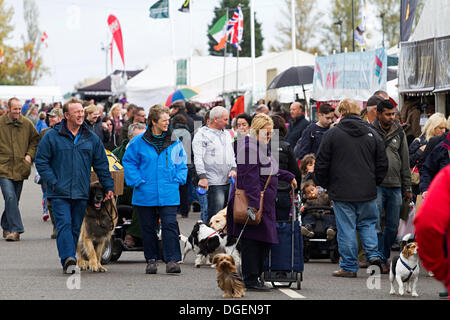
[35,120,114,200]
[419,136,450,193]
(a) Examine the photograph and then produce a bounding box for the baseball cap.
[48,108,64,117]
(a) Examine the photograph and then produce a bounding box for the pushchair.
[299,190,339,264]
[101,204,163,264]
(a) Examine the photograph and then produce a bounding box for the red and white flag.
[41,31,48,48]
[227,5,244,51]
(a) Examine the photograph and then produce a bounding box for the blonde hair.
[337,98,361,117]
[422,112,446,141]
[84,104,99,115]
[447,116,450,130]
[250,113,273,138]
[108,103,122,118]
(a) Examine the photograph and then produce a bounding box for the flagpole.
[236,46,239,94]
[169,0,176,89]
[222,8,229,98]
[291,0,296,65]
[189,0,193,86]
[250,0,256,105]
[352,0,355,52]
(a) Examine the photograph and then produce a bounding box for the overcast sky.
[4,0,383,94]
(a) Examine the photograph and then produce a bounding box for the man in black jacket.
[286,102,309,147]
[315,98,387,278]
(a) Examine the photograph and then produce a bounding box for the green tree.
[0,0,25,85]
[0,0,48,85]
[270,0,322,55]
[320,0,362,54]
[374,0,424,48]
[21,0,49,85]
[207,0,263,57]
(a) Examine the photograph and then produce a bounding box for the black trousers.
[241,238,272,286]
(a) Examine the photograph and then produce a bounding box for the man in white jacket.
[192,106,236,222]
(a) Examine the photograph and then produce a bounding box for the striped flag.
[209,14,227,51]
[375,50,385,84]
[227,5,244,51]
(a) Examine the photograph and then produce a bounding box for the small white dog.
[389,242,420,297]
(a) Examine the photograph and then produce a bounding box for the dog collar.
[399,257,417,283]
[207,231,218,240]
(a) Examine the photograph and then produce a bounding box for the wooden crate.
[90,170,124,195]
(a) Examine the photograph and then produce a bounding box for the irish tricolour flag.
[209,14,227,51]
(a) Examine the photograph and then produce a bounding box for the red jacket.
[414,164,450,298]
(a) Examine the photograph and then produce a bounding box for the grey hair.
[209,106,227,121]
[128,122,147,139]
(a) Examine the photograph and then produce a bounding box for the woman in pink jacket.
[414,164,450,299]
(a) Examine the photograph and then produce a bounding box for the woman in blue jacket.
[123,105,187,274]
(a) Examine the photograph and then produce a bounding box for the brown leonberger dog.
[77,181,118,272]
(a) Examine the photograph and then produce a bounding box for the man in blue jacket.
[35,98,114,274]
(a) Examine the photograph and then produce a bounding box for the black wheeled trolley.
[263,189,304,290]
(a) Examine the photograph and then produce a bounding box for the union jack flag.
[226,5,244,51]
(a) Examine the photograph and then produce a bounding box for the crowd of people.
[0,92,449,297]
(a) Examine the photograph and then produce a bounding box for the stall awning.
[434,35,450,93]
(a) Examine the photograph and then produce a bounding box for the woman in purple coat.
[227,114,297,291]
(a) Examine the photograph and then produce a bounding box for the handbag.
[233,169,272,226]
[410,165,420,185]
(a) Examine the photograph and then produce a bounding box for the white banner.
[312,48,388,101]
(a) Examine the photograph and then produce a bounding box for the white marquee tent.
[0,86,63,104]
[410,0,450,41]
[126,50,316,113]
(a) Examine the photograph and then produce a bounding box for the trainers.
[326,228,336,240]
[166,260,181,274]
[332,269,357,278]
[301,226,314,238]
[5,232,20,242]
[63,257,77,274]
[358,260,370,269]
[146,259,158,274]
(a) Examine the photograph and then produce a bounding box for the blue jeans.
[207,184,230,223]
[376,186,402,264]
[333,200,382,272]
[50,198,87,266]
[0,178,24,234]
[137,206,181,263]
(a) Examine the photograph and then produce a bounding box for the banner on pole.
[176,59,187,86]
[107,15,125,68]
[312,48,388,101]
[149,0,169,19]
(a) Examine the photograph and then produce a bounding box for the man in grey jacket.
[371,100,412,273]
[192,106,236,222]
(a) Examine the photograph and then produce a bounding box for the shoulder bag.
[233,168,272,226]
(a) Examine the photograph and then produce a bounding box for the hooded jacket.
[0,114,39,181]
[35,120,114,199]
[315,115,388,202]
[371,119,411,191]
[414,165,450,297]
[122,126,188,207]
